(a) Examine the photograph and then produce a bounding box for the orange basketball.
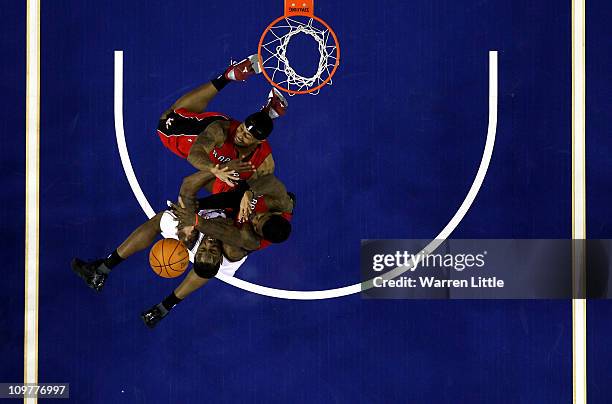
[149,238,189,278]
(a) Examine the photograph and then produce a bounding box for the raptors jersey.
[208,122,272,194]
[157,108,273,194]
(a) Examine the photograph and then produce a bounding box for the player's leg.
[71,213,164,291]
[140,269,211,329]
[142,237,224,328]
[115,213,164,258]
[261,88,289,119]
[174,268,211,299]
[141,245,221,328]
[163,82,220,118]
[161,54,262,119]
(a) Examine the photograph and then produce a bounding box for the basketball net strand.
[261,17,337,95]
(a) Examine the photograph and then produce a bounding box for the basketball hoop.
[258,0,340,95]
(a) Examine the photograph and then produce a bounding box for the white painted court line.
[21,4,583,402]
[571,0,586,403]
[25,0,40,402]
[113,50,497,300]
[114,52,156,218]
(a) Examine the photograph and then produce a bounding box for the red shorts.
[157,109,230,159]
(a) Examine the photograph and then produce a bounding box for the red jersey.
[208,121,272,194]
[157,108,273,194]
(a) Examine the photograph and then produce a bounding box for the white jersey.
[159,208,246,278]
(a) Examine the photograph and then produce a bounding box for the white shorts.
[159,209,247,278]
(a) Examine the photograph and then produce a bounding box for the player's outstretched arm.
[179,169,220,210]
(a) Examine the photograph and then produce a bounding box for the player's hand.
[210,164,240,187]
[178,194,197,213]
[169,201,197,227]
[177,224,196,245]
[238,190,255,223]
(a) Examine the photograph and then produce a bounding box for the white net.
[260,16,338,95]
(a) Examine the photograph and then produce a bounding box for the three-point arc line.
[113,50,498,300]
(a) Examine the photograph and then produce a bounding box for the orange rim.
[258,13,340,95]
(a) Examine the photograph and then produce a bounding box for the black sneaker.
[141,303,169,329]
[71,258,107,292]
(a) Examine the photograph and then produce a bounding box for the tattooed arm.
[246,154,275,183]
[238,175,293,221]
[186,120,228,171]
[178,169,218,211]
